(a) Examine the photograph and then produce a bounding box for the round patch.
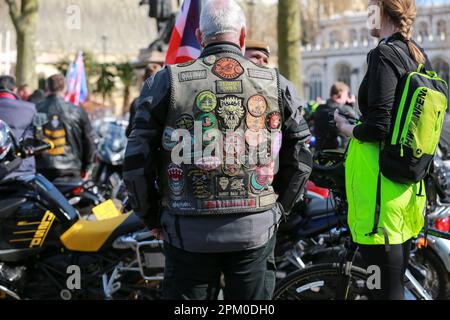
[222,163,241,177]
[203,55,217,66]
[176,114,194,131]
[212,57,244,80]
[162,127,177,151]
[196,91,217,112]
[196,113,218,131]
[246,114,265,132]
[266,111,282,131]
[256,162,275,185]
[195,156,222,171]
[247,95,268,117]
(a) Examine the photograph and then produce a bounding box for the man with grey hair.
[124,0,312,300]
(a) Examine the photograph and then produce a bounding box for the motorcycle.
[0,120,164,300]
[93,119,128,201]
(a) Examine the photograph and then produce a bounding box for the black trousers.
[359,239,412,300]
[162,235,277,300]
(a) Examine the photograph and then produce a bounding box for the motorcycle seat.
[304,197,336,218]
[52,177,84,193]
[60,212,145,252]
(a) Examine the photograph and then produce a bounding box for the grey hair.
[200,0,246,42]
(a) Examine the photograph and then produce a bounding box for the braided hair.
[380,0,425,65]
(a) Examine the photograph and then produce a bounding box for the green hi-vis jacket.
[345,138,426,245]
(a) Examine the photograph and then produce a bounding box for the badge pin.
[196,91,217,112]
[247,95,268,117]
[203,55,217,66]
[212,57,244,80]
[217,96,245,130]
[266,112,282,131]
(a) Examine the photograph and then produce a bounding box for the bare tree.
[5,0,39,89]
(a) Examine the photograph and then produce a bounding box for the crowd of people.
[0,0,448,301]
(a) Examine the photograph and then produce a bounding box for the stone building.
[302,2,450,102]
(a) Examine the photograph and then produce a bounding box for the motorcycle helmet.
[0,120,13,161]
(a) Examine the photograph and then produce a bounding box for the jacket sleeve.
[353,45,400,142]
[273,76,313,215]
[123,70,170,229]
[79,107,96,171]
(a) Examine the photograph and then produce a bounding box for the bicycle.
[273,150,450,300]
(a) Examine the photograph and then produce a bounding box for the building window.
[308,71,323,101]
[349,29,358,45]
[335,63,352,89]
[330,30,343,46]
[418,21,429,41]
[360,28,370,45]
[432,58,450,105]
[437,20,447,39]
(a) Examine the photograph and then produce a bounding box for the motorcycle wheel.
[410,247,450,300]
[273,263,371,300]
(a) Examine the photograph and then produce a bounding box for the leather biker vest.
[160,52,283,216]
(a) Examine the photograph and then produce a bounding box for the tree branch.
[5,0,21,29]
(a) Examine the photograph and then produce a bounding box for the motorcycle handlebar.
[21,141,54,158]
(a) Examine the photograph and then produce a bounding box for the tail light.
[435,217,450,233]
[72,186,84,195]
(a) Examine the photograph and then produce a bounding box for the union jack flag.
[65,52,88,106]
[164,0,202,65]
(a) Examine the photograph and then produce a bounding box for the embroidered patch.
[169,200,195,210]
[216,80,243,94]
[266,111,282,131]
[259,193,278,207]
[212,57,244,80]
[196,113,218,131]
[248,68,274,80]
[162,127,177,151]
[247,95,268,117]
[217,96,245,130]
[250,173,266,194]
[216,176,247,197]
[176,114,195,131]
[188,169,211,199]
[195,156,222,171]
[203,55,217,66]
[178,70,207,82]
[167,163,184,198]
[222,162,241,177]
[196,91,217,112]
[202,198,256,210]
[246,114,265,132]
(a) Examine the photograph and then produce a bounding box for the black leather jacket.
[35,94,95,173]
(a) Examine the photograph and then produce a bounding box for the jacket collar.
[0,90,19,100]
[200,41,243,58]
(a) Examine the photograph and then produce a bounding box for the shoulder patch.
[178,70,207,82]
[248,68,274,80]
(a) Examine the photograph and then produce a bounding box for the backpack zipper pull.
[400,138,404,157]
